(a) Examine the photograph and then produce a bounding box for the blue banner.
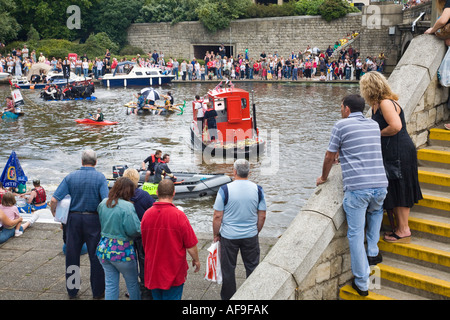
[0,151,28,188]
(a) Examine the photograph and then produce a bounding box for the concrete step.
[429,128,450,147]
[339,284,425,300]
[378,257,450,299]
[417,189,450,214]
[417,146,450,169]
[418,166,450,193]
[378,237,450,268]
[383,211,450,240]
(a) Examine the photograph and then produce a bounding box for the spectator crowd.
[0,31,387,82]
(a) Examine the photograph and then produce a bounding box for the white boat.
[0,72,11,81]
[11,63,91,89]
[101,61,175,87]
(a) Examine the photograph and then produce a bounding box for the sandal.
[384,232,411,244]
[444,123,450,130]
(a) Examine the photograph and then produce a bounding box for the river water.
[0,81,359,237]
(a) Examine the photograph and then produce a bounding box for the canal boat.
[101,61,175,88]
[190,82,265,158]
[108,165,232,200]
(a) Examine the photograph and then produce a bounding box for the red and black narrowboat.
[190,83,265,158]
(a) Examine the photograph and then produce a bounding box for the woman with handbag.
[360,72,423,243]
[96,177,142,300]
[424,0,450,46]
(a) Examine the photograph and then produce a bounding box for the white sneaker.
[28,212,40,226]
[15,230,23,237]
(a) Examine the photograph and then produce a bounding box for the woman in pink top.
[0,192,39,237]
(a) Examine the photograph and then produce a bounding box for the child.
[0,192,39,237]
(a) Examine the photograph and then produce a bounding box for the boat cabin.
[192,87,255,144]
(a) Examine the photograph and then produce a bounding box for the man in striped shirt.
[317,94,388,296]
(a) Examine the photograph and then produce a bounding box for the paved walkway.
[0,222,278,300]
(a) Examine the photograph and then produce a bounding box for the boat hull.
[101,76,174,87]
[107,171,231,200]
[190,128,265,159]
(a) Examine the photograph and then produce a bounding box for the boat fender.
[220,184,263,206]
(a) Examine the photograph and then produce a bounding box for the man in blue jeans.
[317,94,388,296]
[50,149,109,299]
[213,159,266,300]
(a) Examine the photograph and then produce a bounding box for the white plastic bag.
[54,195,71,224]
[204,241,222,284]
[438,47,450,87]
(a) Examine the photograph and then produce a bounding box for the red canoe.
[75,118,118,125]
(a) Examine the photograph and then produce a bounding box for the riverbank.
[0,222,278,300]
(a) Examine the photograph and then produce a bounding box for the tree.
[94,0,142,47]
[319,0,359,22]
[0,0,20,44]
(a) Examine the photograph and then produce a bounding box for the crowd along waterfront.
[0,81,359,237]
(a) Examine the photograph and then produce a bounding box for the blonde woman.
[424,0,450,46]
[360,71,423,243]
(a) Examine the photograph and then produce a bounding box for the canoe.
[75,118,118,125]
[107,169,232,200]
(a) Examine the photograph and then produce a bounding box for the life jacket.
[33,187,46,204]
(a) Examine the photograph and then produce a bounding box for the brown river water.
[0,81,359,237]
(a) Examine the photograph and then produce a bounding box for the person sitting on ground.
[153,154,177,184]
[94,108,104,122]
[21,179,47,210]
[0,192,39,237]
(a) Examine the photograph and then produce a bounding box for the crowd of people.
[156,32,387,82]
[0,31,387,84]
[0,149,269,300]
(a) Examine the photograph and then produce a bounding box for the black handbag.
[384,159,402,180]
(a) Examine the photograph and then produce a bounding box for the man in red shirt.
[141,180,200,300]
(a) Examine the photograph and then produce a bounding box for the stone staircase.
[340,125,450,300]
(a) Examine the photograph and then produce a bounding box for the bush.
[35,39,78,59]
[319,0,359,22]
[120,45,145,56]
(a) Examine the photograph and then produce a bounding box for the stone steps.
[340,125,450,300]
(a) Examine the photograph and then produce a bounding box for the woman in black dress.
[360,71,423,243]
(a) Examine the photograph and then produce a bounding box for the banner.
[0,151,28,188]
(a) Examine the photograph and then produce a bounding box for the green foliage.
[26,24,40,48]
[319,0,359,22]
[293,0,324,16]
[119,45,145,56]
[138,0,199,24]
[0,0,20,43]
[35,39,78,59]
[93,0,142,47]
[77,32,119,58]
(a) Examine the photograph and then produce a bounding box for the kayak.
[75,118,118,125]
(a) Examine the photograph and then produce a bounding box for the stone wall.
[128,14,363,60]
[232,34,449,300]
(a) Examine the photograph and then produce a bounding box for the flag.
[0,151,28,188]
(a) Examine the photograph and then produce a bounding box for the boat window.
[241,98,247,109]
[135,72,143,76]
[215,99,225,111]
[151,71,159,75]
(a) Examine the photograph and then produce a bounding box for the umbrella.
[0,151,28,188]
[141,87,161,101]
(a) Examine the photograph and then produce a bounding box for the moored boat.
[190,82,265,158]
[101,61,175,87]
